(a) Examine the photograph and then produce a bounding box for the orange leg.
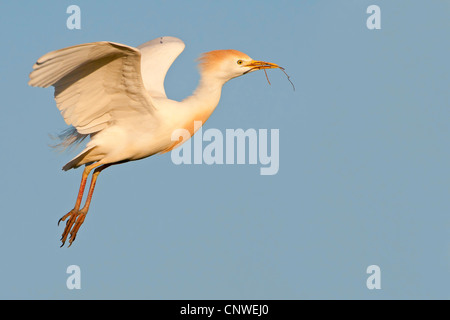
[58,162,105,247]
[66,164,111,247]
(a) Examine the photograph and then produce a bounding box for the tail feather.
[62,145,97,171]
[49,126,96,171]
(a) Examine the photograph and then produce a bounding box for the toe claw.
[58,209,87,248]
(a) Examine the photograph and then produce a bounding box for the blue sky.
[0,0,448,299]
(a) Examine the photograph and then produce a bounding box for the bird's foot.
[58,208,87,247]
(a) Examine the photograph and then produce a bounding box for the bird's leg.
[67,164,111,247]
[59,162,102,247]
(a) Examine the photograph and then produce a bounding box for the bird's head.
[198,49,279,83]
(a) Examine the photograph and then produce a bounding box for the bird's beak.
[243,60,280,74]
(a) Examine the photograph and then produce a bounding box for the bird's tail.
[50,126,99,171]
[62,145,97,171]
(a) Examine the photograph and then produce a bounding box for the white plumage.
[29,36,281,246]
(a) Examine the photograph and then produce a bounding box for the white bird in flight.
[29,36,284,247]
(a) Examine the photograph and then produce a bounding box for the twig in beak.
[279,67,295,91]
[264,68,271,85]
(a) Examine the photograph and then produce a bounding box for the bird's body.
[29,36,281,247]
[67,64,227,166]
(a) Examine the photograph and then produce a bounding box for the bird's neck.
[181,75,226,133]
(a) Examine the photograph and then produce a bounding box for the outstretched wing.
[138,36,185,98]
[29,41,157,134]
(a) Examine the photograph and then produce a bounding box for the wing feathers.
[29,41,156,135]
[137,36,185,98]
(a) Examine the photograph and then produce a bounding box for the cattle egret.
[29,36,282,247]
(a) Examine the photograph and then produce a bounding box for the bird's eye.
[237,60,243,65]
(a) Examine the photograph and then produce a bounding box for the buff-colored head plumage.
[198,49,251,73]
[196,49,290,88]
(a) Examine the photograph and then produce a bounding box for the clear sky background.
[0,0,448,299]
